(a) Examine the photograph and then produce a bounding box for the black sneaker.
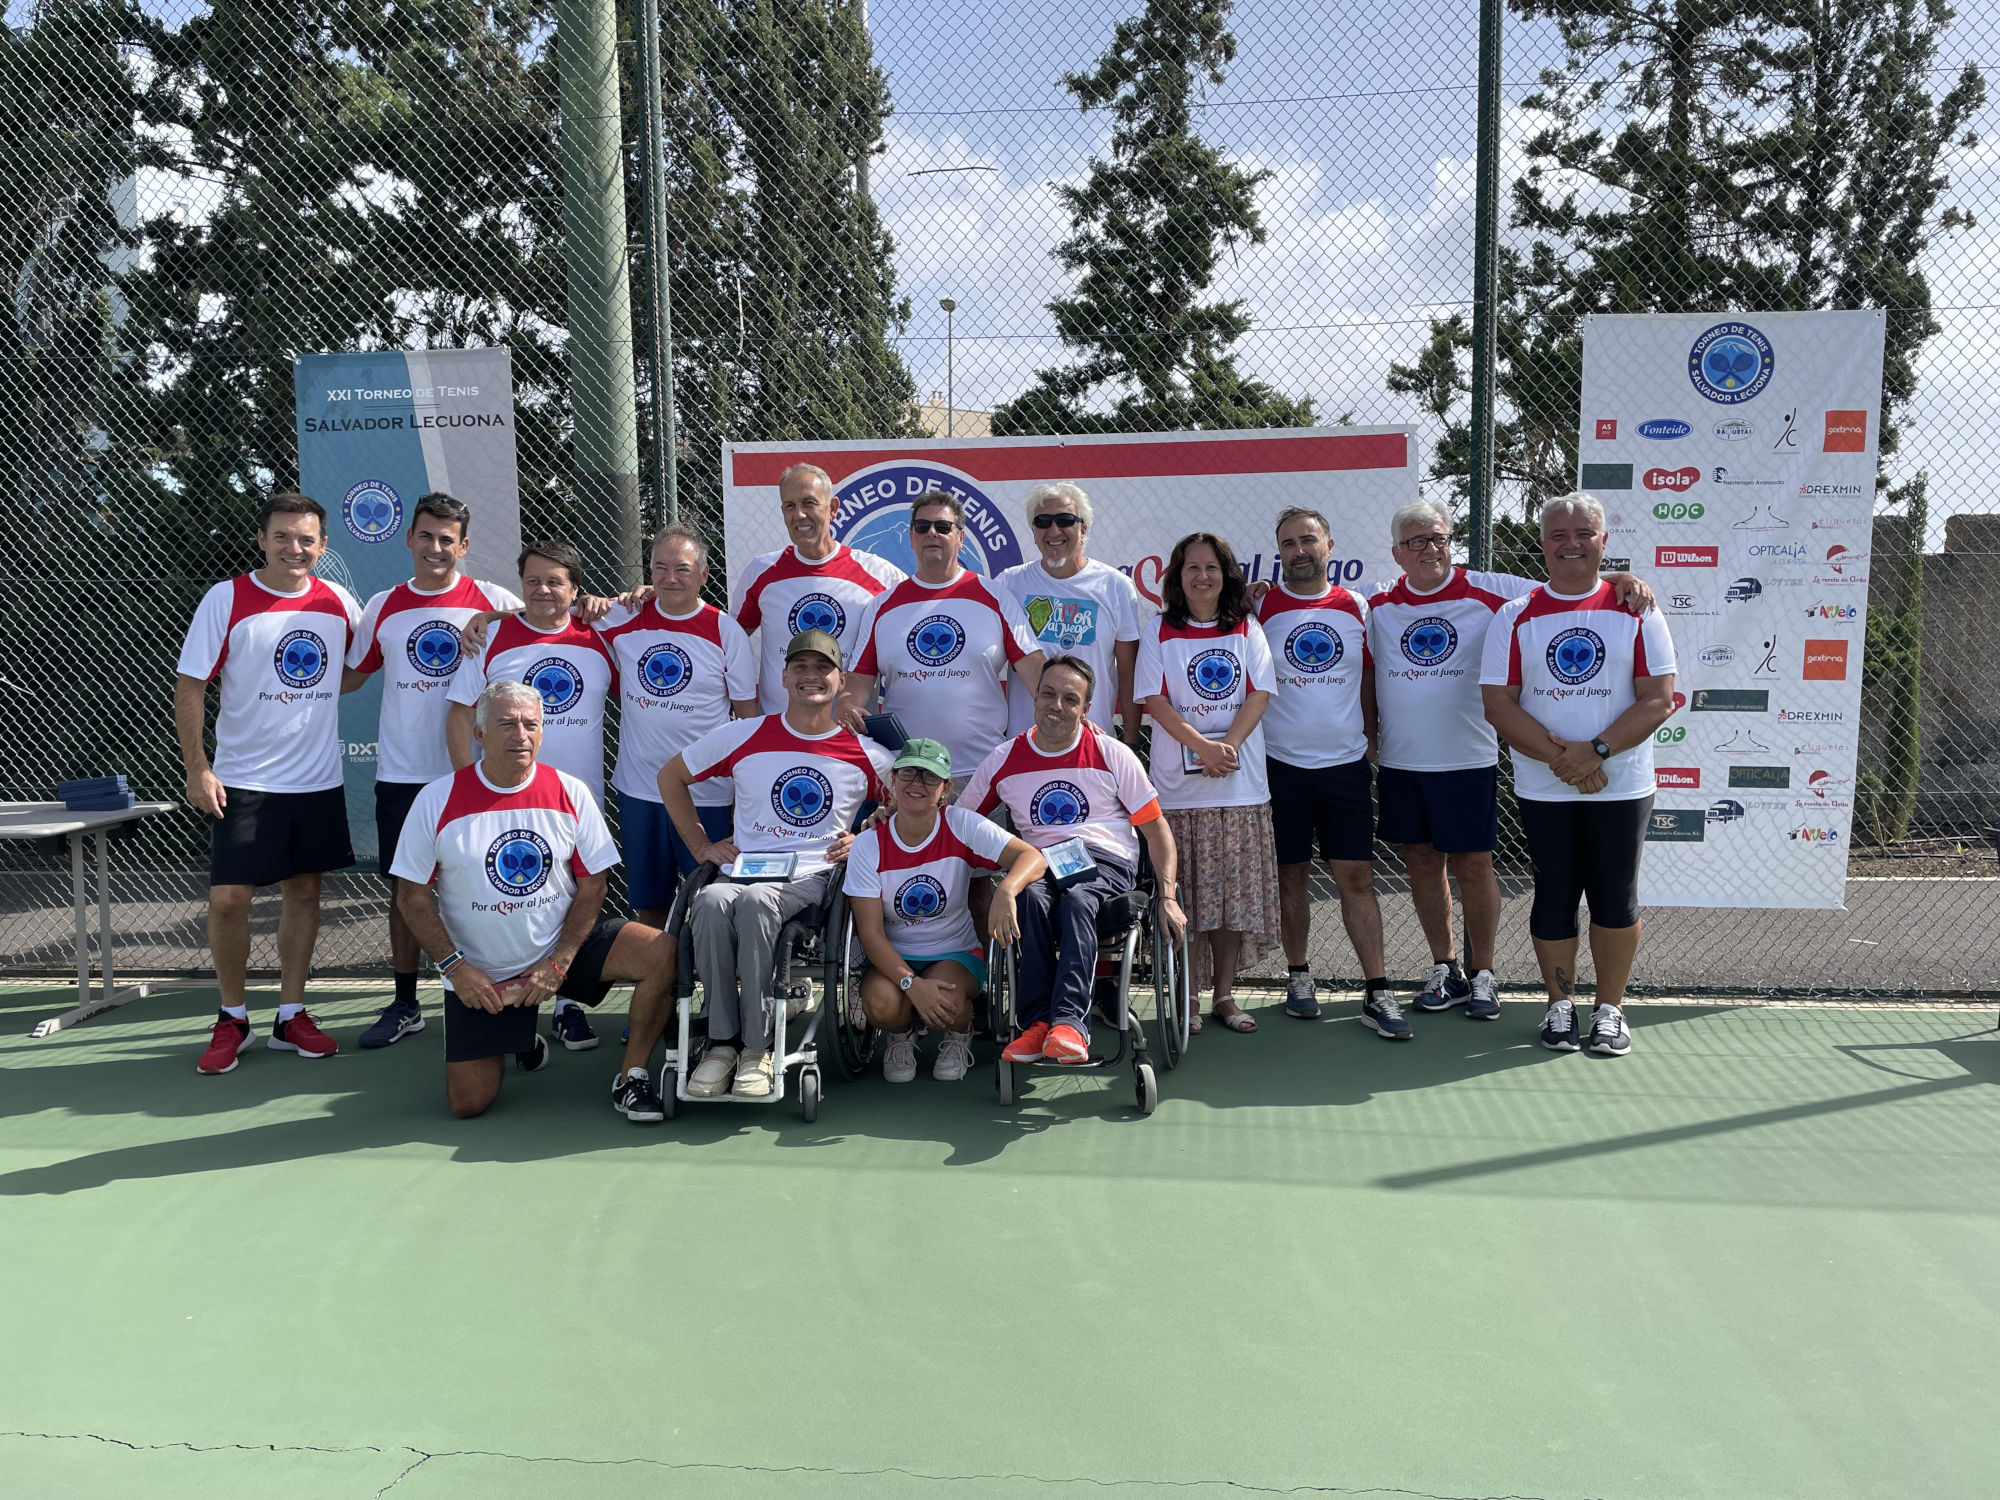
[515,1034,550,1072]
[1587,1004,1631,1056]
[551,1004,599,1051]
[1411,962,1471,1012]
[1359,989,1413,1041]
[1539,1000,1579,1052]
[358,996,424,1049]
[1465,970,1501,1022]
[612,1070,667,1123]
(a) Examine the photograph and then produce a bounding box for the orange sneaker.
[1044,1024,1089,1064]
[1000,1022,1050,1062]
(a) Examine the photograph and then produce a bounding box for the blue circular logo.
[832,463,1025,577]
[484,828,553,896]
[1688,323,1774,405]
[1546,626,1606,685]
[1400,616,1458,665]
[342,479,402,542]
[1187,648,1241,701]
[526,657,583,714]
[1282,621,1342,673]
[1028,779,1089,827]
[772,766,835,827]
[907,613,966,666]
[274,629,328,688]
[639,641,692,698]
[405,620,461,679]
[892,874,948,923]
[788,593,846,638]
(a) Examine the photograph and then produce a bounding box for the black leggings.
[1517,795,1652,941]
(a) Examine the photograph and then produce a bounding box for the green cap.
[891,737,952,781]
[783,629,842,669]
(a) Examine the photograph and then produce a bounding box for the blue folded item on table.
[65,793,136,812]
[59,775,134,811]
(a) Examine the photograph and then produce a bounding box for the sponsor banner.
[295,348,520,864]
[1580,309,1883,907]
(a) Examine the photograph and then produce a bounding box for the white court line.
[1847,875,1998,882]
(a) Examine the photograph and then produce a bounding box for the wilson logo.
[1656,545,1719,567]
[1655,767,1701,789]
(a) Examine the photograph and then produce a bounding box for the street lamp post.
[939,297,956,438]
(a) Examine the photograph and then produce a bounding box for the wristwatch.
[1591,737,1612,759]
[899,972,915,992]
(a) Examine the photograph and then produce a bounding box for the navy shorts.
[1376,765,1500,855]
[210,786,354,888]
[441,917,629,1061]
[617,793,734,912]
[1267,756,1375,865]
[373,780,428,883]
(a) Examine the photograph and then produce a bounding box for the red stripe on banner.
[729,432,1409,487]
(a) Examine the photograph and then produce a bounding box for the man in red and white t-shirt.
[840,489,1044,785]
[659,630,894,1099]
[961,657,1183,1063]
[391,679,677,1123]
[341,492,524,1050]
[730,461,905,712]
[174,493,363,1075]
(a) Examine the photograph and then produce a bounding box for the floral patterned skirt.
[1162,803,1281,986]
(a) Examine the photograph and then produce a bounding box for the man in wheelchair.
[656,629,893,1098]
[960,655,1184,1063]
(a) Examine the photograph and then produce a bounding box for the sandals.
[1211,1001,1257,1033]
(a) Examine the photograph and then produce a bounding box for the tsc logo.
[892,874,947,923]
[1801,639,1849,681]
[1656,545,1719,567]
[1652,501,1705,523]
[638,641,693,697]
[1656,767,1701,789]
[1713,417,1754,441]
[1646,808,1707,842]
[1667,592,1701,613]
[1283,620,1343,673]
[907,614,966,666]
[342,479,402,542]
[1644,466,1701,493]
[1638,419,1691,440]
[788,593,846,639]
[1187,648,1242,701]
[1689,322,1775,404]
[525,657,583,714]
[1400,616,1458,666]
[1822,409,1868,453]
[1029,780,1090,827]
[771,766,835,827]
[485,828,553,896]
[1595,418,1618,440]
[274,629,329,688]
[405,621,461,679]
[1545,627,1604,685]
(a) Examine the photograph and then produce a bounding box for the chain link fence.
[2,0,1996,994]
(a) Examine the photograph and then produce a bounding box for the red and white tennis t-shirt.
[843,805,1012,958]
[961,726,1162,868]
[1256,584,1371,770]
[730,543,906,711]
[1134,616,1276,810]
[597,600,755,807]
[1479,582,1677,802]
[345,575,525,785]
[680,714,893,875]
[852,572,1040,779]
[176,572,362,793]
[1368,568,1541,772]
[448,615,617,801]
[389,761,618,989]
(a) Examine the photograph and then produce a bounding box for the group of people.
[172,462,1677,1120]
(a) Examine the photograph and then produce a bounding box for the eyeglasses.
[1033,513,1082,530]
[892,767,944,787]
[1397,534,1451,552]
[910,517,959,535]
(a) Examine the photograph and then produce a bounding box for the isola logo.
[1400,617,1458,666]
[639,641,692,698]
[1546,626,1606,685]
[525,657,583,714]
[1186,648,1241,701]
[274,629,329,688]
[892,874,947,923]
[772,766,834,827]
[788,593,846,638]
[1029,779,1089,827]
[342,479,402,542]
[405,620,461,679]
[1283,621,1342,673]
[1688,322,1775,405]
[485,828,553,896]
[907,614,966,666]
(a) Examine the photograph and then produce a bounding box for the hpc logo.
[485,828,553,896]
[405,621,462,679]
[639,641,693,697]
[1545,626,1605,685]
[1282,620,1343,674]
[525,657,584,715]
[1688,322,1775,404]
[892,874,947,923]
[907,614,966,667]
[1186,648,1242,701]
[772,766,834,827]
[274,629,329,688]
[342,479,403,543]
[1029,780,1090,827]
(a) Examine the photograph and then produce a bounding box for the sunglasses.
[892,767,944,787]
[910,517,959,535]
[1033,513,1082,530]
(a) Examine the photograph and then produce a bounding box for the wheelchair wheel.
[659,1070,679,1119]
[996,1053,1014,1105]
[1134,1060,1157,1116]
[800,1065,821,1123]
[1154,921,1191,1070]
[827,906,875,1080]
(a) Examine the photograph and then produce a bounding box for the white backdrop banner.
[1580,310,1886,909]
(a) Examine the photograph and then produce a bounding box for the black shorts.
[209,786,354,888]
[1376,765,1500,854]
[1268,756,1374,865]
[1517,796,1652,940]
[441,917,629,1062]
[374,780,428,883]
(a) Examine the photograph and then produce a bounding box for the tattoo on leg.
[1553,966,1574,998]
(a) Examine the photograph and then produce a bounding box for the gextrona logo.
[1545,626,1605,685]
[485,828,553,896]
[787,594,845,638]
[892,874,947,923]
[274,629,329,688]
[343,479,402,542]
[1187,648,1242,701]
[907,614,966,666]
[1029,780,1089,827]
[1400,617,1457,666]
[1689,322,1775,404]
[405,621,461,679]
[638,641,692,697]
[772,766,834,827]
[831,462,1025,577]
[1282,620,1343,673]
[526,657,583,714]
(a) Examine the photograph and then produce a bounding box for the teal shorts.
[895,949,989,987]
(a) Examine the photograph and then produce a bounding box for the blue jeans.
[1014,854,1136,1035]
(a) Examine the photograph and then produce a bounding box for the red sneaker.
[1000,1022,1050,1063]
[1044,1024,1090,1064]
[196,1012,253,1075]
[268,1009,339,1058]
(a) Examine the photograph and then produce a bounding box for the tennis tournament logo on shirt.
[1399,617,1458,666]
[485,828,553,896]
[892,874,947,922]
[1281,620,1343,673]
[342,479,403,542]
[526,657,584,714]
[1545,626,1605,685]
[831,461,1025,577]
[787,593,846,638]
[638,641,693,697]
[907,614,966,667]
[1028,779,1089,827]
[772,766,835,827]
[1187,648,1241,700]
[405,621,462,679]
[274,629,329,689]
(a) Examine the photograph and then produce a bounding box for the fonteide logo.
[1644,466,1701,493]
[1656,545,1719,567]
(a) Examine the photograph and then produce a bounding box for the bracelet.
[438,949,466,975]
[547,955,570,981]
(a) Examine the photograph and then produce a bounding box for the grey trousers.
[689,868,831,1050]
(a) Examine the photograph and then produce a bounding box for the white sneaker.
[734,1048,775,1097]
[932,1029,974,1082]
[688,1044,738,1097]
[883,1028,918,1084]
[783,979,813,1019]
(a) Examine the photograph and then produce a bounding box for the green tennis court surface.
[3,981,1996,1500]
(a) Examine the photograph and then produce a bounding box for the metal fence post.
[1466,0,1504,570]
[633,0,679,529]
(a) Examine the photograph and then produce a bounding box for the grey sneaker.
[1587,1004,1632,1056]
[883,1028,919,1084]
[932,1029,974,1082]
[1466,969,1501,1021]
[1283,970,1320,1019]
[688,1044,738,1097]
[734,1048,775,1098]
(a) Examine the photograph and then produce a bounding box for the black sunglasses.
[1033,513,1082,530]
[910,517,959,535]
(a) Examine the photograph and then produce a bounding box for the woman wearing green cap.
[843,738,1048,1083]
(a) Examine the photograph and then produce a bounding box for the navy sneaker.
[1284,970,1321,1019]
[551,1004,599,1051]
[1412,962,1471,1012]
[1587,1004,1632,1056]
[515,1034,550,1072]
[1539,1000,1579,1052]
[1466,970,1501,1022]
[1359,988,1412,1041]
[612,1070,668,1122]
[358,997,424,1049]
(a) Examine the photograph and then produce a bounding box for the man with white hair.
[993,481,1145,743]
[1369,496,1652,1022]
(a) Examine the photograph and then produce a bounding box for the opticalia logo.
[1822,410,1868,453]
[1777,707,1845,723]
[1802,639,1849,681]
[1699,644,1735,667]
[1656,767,1701,789]
[1644,466,1701,492]
[1788,824,1842,844]
[1691,689,1769,712]
[1713,417,1755,442]
[1638,419,1691,440]
[1646,808,1707,842]
[1578,462,1633,491]
[1746,542,1809,561]
[1799,481,1867,499]
[1689,322,1775,404]
[1652,501,1705,523]
[1802,600,1860,622]
[1729,766,1790,789]
[1656,545,1719,567]
[1594,418,1618,440]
